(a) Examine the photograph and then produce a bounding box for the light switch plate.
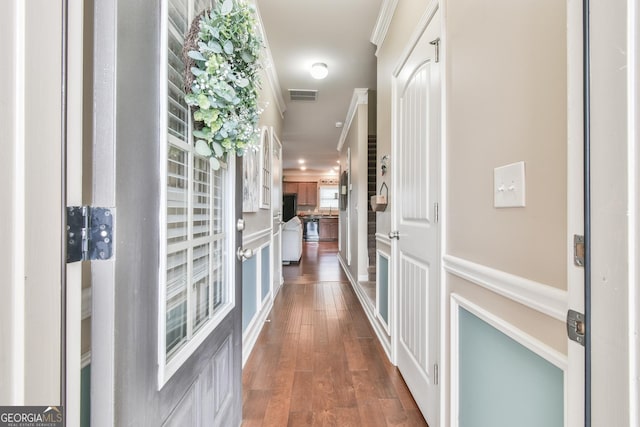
[494,161,526,208]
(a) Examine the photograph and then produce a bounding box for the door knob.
[388,230,400,240]
[236,247,254,261]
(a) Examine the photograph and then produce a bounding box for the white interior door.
[392,6,441,426]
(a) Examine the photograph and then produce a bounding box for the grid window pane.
[192,244,210,332]
[212,167,224,234]
[212,239,225,312]
[166,250,188,355]
[193,157,211,239]
[167,145,188,244]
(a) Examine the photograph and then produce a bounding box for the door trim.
[567,0,586,425]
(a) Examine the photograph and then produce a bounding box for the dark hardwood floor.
[242,241,428,426]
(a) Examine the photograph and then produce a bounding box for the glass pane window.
[193,156,211,239]
[166,250,188,355]
[161,0,231,382]
[167,145,188,244]
[319,186,339,209]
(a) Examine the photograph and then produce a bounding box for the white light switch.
[494,161,526,208]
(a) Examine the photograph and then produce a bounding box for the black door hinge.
[66,206,114,263]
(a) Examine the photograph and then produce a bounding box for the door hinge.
[433,363,439,385]
[573,234,585,267]
[430,38,441,63]
[434,202,439,223]
[66,206,114,263]
[567,309,586,346]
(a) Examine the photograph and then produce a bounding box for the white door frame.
[566,0,585,424]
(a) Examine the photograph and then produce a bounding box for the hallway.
[242,242,428,426]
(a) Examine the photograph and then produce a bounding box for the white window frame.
[157,0,235,388]
[259,126,271,209]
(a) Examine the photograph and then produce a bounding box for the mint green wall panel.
[81,364,90,427]
[242,257,257,332]
[261,245,270,301]
[377,253,389,325]
[459,308,563,427]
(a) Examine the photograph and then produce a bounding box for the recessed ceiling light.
[310,62,328,80]
[298,159,305,164]
[333,166,339,171]
[335,121,343,128]
[300,166,307,171]
[336,160,340,164]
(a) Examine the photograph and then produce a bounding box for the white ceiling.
[255,0,382,175]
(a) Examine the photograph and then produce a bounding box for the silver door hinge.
[567,309,586,346]
[434,363,439,385]
[434,202,439,223]
[573,234,585,267]
[66,206,114,263]
[430,38,441,63]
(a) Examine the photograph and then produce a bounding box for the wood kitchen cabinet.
[319,217,338,241]
[297,182,317,206]
[283,181,298,195]
[283,181,317,206]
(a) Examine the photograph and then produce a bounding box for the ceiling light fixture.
[300,166,307,171]
[298,159,305,164]
[310,62,328,80]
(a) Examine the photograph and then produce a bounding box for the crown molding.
[337,88,369,152]
[370,0,399,56]
[253,2,287,118]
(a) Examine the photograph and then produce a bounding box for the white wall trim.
[627,0,640,422]
[336,88,369,152]
[375,232,391,246]
[11,0,26,405]
[370,0,399,56]
[392,0,439,78]
[253,2,286,118]
[337,252,392,359]
[242,295,273,367]
[375,249,391,335]
[450,293,568,427]
[443,255,568,321]
[243,227,272,247]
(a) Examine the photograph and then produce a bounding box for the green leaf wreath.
[184,0,263,170]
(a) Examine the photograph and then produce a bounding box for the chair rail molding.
[443,255,568,321]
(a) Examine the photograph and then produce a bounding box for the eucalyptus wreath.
[184,0,263,170]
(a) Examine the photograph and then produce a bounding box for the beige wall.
[446,0,567,289]
[339,103,369,280]
[243,66,285,241]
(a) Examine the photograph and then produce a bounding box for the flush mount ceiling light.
[310,62,328,80]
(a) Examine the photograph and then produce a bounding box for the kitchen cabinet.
[283,182,298,195]
[283,181,317,206]
[319,217,338,241]
[297,182,317,206]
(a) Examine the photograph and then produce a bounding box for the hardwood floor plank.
[243,242,428,426]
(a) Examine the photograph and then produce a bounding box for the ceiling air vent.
[288,89,318,102]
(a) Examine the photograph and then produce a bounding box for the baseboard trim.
[338,253,391,359]
[443,255,567,321]
[242,296,274,367]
